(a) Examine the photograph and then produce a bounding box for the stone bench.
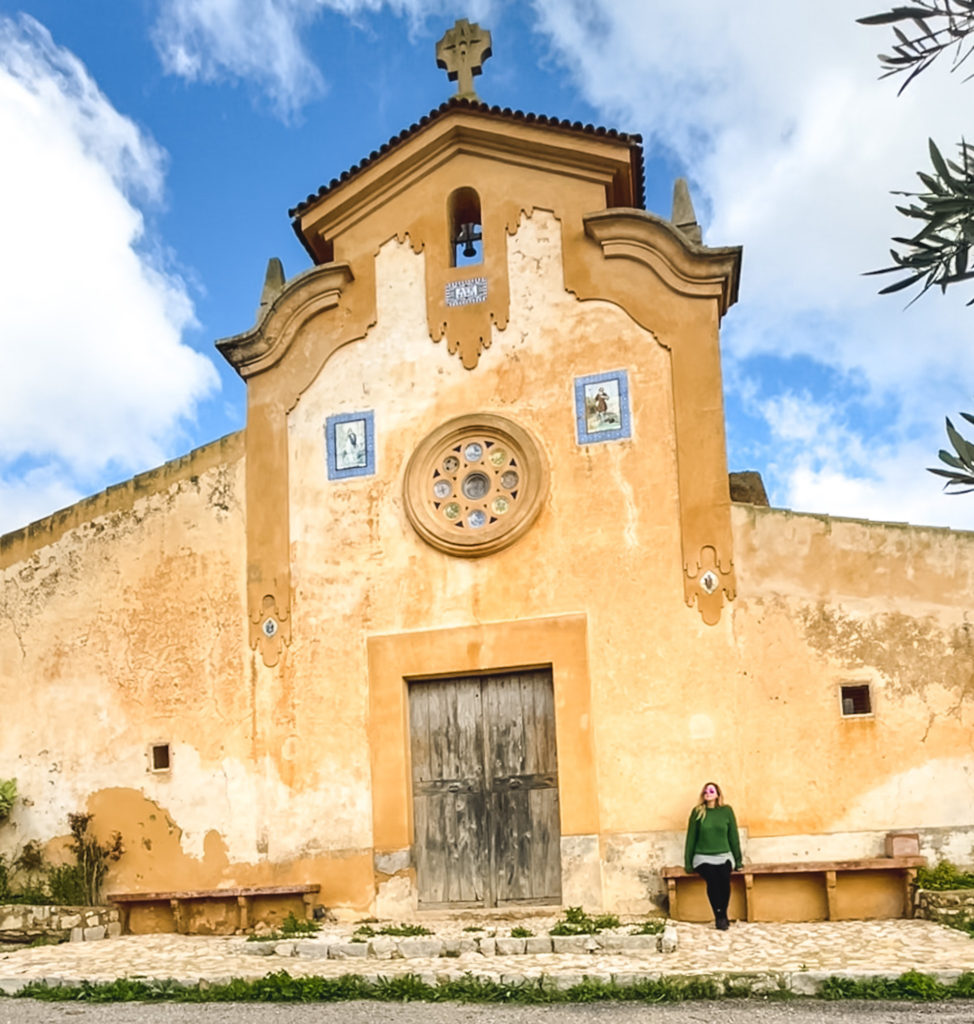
[660,857,925,923]
[107,884,320,935]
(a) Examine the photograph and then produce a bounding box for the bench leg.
[302,892,316,922]
[170,899,189,935]
[237,895,251,932]
[667,876,680,925]
[744,873,754,922]
[825,870,837,921]
[904,869,916,918]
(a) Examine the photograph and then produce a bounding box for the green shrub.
[47,864,86,905]
[60,813,124,905]
[510,925,533,938]
[0,779,16,824]
[917,860,974,891]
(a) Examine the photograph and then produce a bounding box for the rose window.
[403,414,548,557]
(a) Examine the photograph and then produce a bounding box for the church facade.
[2,27,972,927]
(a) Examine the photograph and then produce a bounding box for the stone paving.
[1,919,973,995]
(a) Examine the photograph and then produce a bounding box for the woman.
[683,781,742,930]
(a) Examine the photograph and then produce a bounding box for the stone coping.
[241,926,677,960]
[0,905,120,944]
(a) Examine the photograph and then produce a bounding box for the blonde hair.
[693,780,725,821]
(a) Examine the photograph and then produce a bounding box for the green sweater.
[684,804,742,872]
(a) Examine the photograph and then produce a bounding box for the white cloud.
[531,0,974,530]
[152,0,493,118]
[0,15,218,534]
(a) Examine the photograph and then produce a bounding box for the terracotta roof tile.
[288,97,645,220]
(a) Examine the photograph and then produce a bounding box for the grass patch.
[548,906,621,936]
[10,969,974,1003]
[509,926,533,938]
[820,969,974,1000]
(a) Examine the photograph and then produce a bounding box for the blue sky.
[2,0,974,534]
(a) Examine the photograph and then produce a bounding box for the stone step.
[240,924,678,960]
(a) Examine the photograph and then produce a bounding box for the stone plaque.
[445,277,487,307]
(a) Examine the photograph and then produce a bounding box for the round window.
[403,414,548,557]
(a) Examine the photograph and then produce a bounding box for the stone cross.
[436,19,492,101]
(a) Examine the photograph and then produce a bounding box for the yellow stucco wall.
[1,160,972,921]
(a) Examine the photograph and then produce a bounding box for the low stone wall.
[915,888,974,926]
[0,904,121,943]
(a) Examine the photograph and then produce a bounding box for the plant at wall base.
[0,779,16,824]
[917,860,974,890]
[11,841,49,904]
[47,813,123,906]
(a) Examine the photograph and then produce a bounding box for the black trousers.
[695,860,732,918]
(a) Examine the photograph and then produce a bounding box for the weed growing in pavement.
[628,919,664,935]
[548,906,620,935]
[348,921,433,943]
[245,912,321,942]
[509,926,533,938]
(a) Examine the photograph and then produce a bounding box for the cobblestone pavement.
[1,919,973,994]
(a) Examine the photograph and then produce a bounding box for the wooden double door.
[408,670,561,907]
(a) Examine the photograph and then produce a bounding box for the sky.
[2,0,974,535]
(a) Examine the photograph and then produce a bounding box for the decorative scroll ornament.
[684,545,736,626]
[250,593,290,667]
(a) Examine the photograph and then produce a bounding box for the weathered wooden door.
[408,670,561,907]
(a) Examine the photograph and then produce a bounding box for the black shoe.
[715,915,729,930]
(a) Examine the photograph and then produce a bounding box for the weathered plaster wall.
[0,435,256,894]
[729,505,974,860]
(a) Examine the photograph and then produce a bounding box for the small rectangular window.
[148,742,172,772]
[840,685,872,717]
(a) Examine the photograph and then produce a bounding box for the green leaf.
[878,272,927,293]
[929,138,954,183]
[857,9,935,26]
[938,449,967,470]
[946,417,974,465]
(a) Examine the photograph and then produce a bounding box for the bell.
[456,221,482,259]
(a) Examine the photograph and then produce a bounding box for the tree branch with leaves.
[860,2,974,492]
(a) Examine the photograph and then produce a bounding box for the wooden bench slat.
[661,857,925,922]
[660,857,924,878]
[108,884,320,903]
